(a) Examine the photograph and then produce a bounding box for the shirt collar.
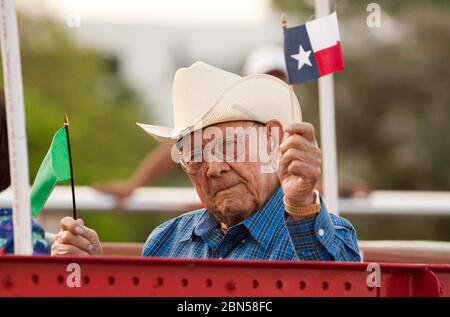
[194,210,220,236]
[178,208,211,242]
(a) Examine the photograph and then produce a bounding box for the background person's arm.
[91,143,177,203]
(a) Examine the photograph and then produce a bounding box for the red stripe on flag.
[314,42,344,76]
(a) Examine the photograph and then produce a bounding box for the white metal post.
[315,0,339,214]
[0,0,32,254]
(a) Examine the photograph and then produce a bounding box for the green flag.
[31,127,71,216]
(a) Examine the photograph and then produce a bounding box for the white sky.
[17,0,275,26]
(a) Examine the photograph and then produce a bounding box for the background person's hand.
[51,217,103,256]
[91,180,135,206]
[277,122,322,207]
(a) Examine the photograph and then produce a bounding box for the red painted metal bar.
[0,255,449,297]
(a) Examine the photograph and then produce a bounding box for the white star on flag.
[290,45,312,70]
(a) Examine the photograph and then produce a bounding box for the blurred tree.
[0,13,198,242]
[0,15,158,185]
[0,15,166,242]
[272,0,450,191]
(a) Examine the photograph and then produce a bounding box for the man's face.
[180,120,283,227]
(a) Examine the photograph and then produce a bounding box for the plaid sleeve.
[284,199,361,262]
[142,209,203,257]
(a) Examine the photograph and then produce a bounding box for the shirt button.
[241,239,246,244]
[318,228,325,237]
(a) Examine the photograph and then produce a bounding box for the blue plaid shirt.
[143,187,361,261]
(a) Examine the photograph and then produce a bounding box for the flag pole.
[281,13,287,28]
[64,113,77,220]
[0,0,33,254]
[314,0,339,215]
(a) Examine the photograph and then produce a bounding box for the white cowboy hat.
[137,61,301,144]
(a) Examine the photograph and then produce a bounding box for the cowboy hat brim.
[137,74,301,144]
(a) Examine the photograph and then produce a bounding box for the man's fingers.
[81,226,100,246]
[60,217,85,235]
[279,158,320,180]
[279,134,309,153]
[279,148,322,170]
[278,149,321,182]
[287,160,321,180]
[60,217,99,244]
[284,122,317,143]
[51,241,89,256]
[277,123,322,182]
[57,231,92,254]
[58,217,102,255]
[280,134,321,157]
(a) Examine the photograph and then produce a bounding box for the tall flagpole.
[64,113,77,220]
[315,0,339,215]
[0,0,33,254]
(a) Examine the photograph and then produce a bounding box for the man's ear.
[265,120,284,152]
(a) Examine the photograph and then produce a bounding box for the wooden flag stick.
[281,13,287,28]
[280,13,297,127]
[64,113,77,220]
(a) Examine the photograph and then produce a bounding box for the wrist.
[284,191,315,207]
[284,189,320,218]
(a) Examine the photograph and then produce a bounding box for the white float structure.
[0,0,32,255]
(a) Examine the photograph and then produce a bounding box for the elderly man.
[52,62,360,261]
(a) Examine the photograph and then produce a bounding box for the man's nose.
[206,161,231,177]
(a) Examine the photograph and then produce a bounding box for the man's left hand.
[277,122,322,207]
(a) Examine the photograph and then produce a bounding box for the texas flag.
[283,12,344,84]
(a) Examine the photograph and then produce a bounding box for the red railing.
[1,255,449,297]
